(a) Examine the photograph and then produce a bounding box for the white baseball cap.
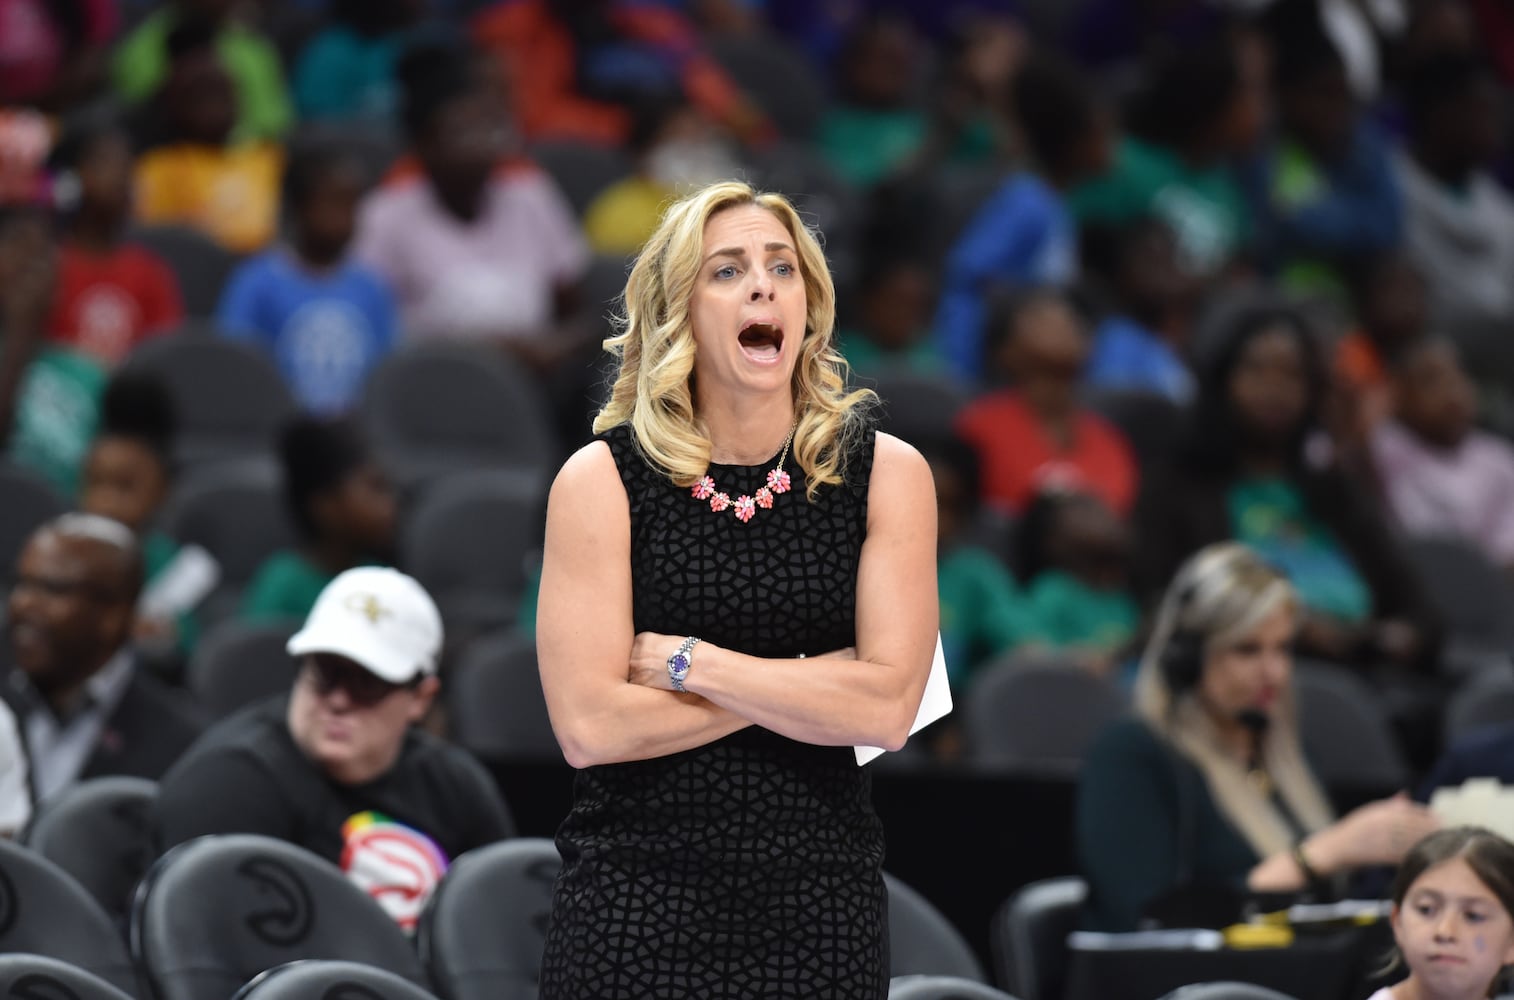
[286,567,443,684]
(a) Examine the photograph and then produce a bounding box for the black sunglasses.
[301,655,421,708]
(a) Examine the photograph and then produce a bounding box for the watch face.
[669,654,690,677]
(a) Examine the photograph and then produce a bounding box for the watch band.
[667,636,701,692]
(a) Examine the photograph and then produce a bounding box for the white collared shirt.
[0,699,30,835]
[21,650,135,802]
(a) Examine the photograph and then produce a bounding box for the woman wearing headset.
[1076,542,1439,932]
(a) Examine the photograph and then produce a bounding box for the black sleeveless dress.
[537,423,889,1000]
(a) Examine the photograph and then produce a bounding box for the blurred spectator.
[79,372,213,658]
[0,0,117,111]
[1070,24,1268,279]
[293,0,425,124]
[954,289,1138,517]
[1246,12,1401,298]
[0,108,53,206]
[160,567,513,931]
[1078,542,1437,932]
[1079,216,1198,404]
[835,255,943,377]
[1369,338,1514,574]
[1333,252,1429,440]
[582,91,738,255]
[0,204,108,498]
[112,0,292,141]
[1134,303,1440,671]
[1013,488,1139,679]
[354,40,590,363]
[132,20,283,254]
[920,13,1025,168]
[471,0,771,146]
[933,52,1113,381]
[920,433,1023,694]
[46,112,183,368]
[241,416,396,623]
[3,514,203,801]
[816,15,927,189]
[1395,53,1514,337]
[217,143,397,415]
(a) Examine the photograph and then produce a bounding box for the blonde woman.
[1076,542,1439,932]
[535,180,938,997]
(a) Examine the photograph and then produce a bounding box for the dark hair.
[1127,38,1242,148]
[1011,53,1102,172]
[1402,52,1497,129]
[96,372,177,469]
[916,433,982,512]
[626,89,692,157]
[46,106,129,175]
[397,39,477,141]
[164,12,219,63]
[1385,827,1514,988]
[330,0,415,37]
[1078,215,1171,283]
[1265,0,1346,92]
[282,142,363,215]
[1180,304,1327,477]
[1385,332,1454,374]
[1015,488,1095,584]
[279,416,371,541]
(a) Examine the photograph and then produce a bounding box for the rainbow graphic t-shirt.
[339,811,451,931]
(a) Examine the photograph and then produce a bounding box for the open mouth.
[738,320,784,362]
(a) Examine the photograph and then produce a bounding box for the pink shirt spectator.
[353,165,589,343]
[1371,419,1514,563]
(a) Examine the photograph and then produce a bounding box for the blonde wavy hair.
[1135,542,1335,860]
[592,180,875,499]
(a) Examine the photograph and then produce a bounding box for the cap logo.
[344,592,392,625]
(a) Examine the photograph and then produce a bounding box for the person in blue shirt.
[217,143,397,415]
[933,51,1113,382]
[1079,216,1198,404]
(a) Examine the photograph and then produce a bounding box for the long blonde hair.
[1135,543,1335,859]
[592,180,874,499]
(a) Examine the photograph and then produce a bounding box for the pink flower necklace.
[691,423,796,524]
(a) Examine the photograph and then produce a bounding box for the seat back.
[447,630,560,761]
[0,840,139,995]
[885,872,986,982]
[0,463,65,580]
[233,961,441,1000]
[1083,390,1187,471]
[360,344,557,490]
[417,838,561,1000]
[400,472,545,641]
[186,619,300,719]
[131,834,428,1000]
[161,459,294,606]
[124,333,295,467]
[129,225,240,318]
[1159,984,1300,1000]
[1446,673,1514,743]
[964,659,1128,775]
[0,954,136,1000]
[866,370,974,448]
[21,776,160,923]
[990,876,1087,1000]
[1405,535,1514,648]
[1293,660,1409,789]
[706,33,827,141]
[888,976,1022,1000]
[525,140,633,216]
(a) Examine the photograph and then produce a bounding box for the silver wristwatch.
[667,636,701,692]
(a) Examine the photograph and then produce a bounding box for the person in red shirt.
[47,114,183,367]
[954,288,1137,515]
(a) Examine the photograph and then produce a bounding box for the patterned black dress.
[537,422,888,1000]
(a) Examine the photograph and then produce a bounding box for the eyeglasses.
[301,655,419,708]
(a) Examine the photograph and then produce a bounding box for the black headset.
[1159,579,1207,693]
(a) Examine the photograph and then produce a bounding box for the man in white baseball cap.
[159,567,514,930]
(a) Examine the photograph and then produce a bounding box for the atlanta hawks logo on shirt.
[339,811,450,931]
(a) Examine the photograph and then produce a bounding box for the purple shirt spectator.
[1371,418,1514,564]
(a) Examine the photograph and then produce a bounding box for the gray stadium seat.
[131,834,428,1000]
[1293,660,1410,789]
[1160,985,1300,1000]
[186,619,301,719]
[233,961,441,1000]
[964,658,1128,775]
[1445,672,1514,744]
[889,976,1023,1000]
[526,140,634,216]
[1083,389,1187,471]
[885,872,986,982]
[0,462,66,578]
[0,954,136,1000]
[1404,535,1514,650]
[21,776,159,924]
[417,838,561,1000]
[124,333,295,467]
[447,629,561,761]
[706,33,828,141]
[991,876,1087,1000]
[360,344,558,491]
[129,225,240,319]
[0,839,140,995]
[864,370,975,448]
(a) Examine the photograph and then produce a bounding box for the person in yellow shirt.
[133,21,282,255]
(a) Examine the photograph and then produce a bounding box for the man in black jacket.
[5,513,203,804]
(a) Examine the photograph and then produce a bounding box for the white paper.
[138,544,221,620]
[855,633,952,765]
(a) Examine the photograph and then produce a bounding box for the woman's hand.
[1313,792,1441,871]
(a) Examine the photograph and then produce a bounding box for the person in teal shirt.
[835,256,946,378]
[816,17,929,189]
[241,416,396,622]
[1014,489,1140,680]
[292,0,423,123]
